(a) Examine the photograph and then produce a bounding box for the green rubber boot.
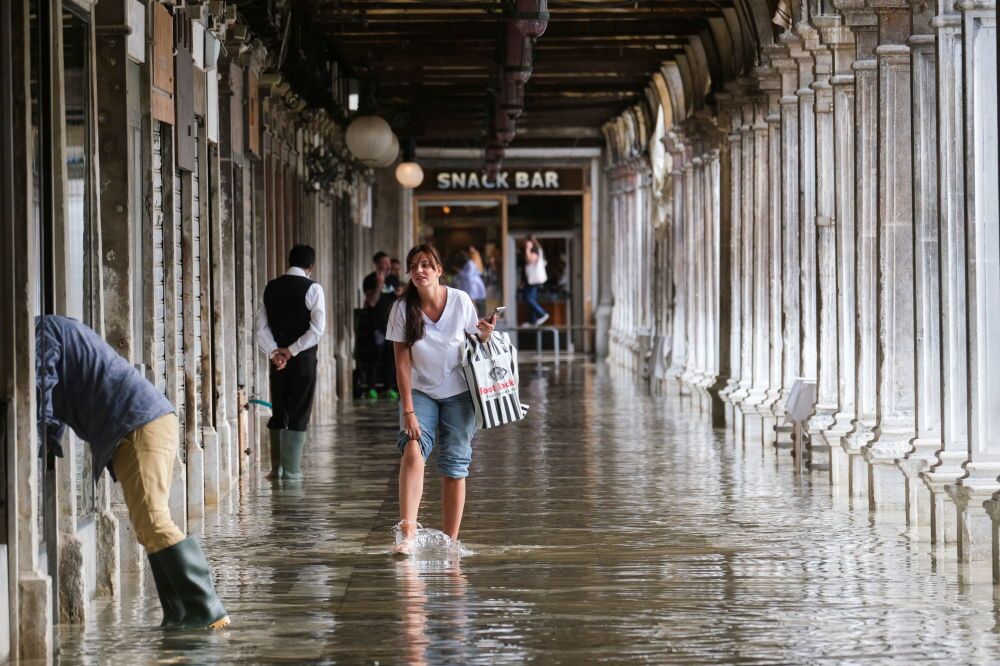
[280,430,306,481]
[148,554,185,627]
[266,429,282,480]
[150,536,230,630]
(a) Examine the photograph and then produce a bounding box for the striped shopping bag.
[462,331,529,430]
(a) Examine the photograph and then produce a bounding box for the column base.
[169,455,188,535]
[18,572,52,661]
[806,411,835,472]
[847,451,870,501]
[203,426,220,507]
[984,500,1000,583]
[922,472,960,545]
[94,507,120,599]
[822,428,851,486]
[742,410,764,448]
[863,452,907,515]
[948,483,1000,563]
[215,418,232,493]
[186,440,205,522]
[58,533,86,624]
[897,457,932,529]
[845,423,875,500]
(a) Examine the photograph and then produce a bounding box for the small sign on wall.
[127,0,145,63]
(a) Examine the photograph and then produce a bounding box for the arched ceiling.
[242,0,769,149]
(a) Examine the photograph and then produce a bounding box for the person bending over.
[36,315,230,629]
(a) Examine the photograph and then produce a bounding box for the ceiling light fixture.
[516,0,550,41]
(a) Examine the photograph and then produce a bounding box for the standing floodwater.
[56,362,1000,663]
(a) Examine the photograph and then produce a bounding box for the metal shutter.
[191,133,202,434]
[173,166,185,431]
[151,122,167,394]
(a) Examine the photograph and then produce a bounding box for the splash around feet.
[390,521,472,560]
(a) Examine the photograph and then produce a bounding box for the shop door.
[506,232,577,331]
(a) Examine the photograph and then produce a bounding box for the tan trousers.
[112,413,186,554]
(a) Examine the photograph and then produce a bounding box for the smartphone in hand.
[490,306,507,322]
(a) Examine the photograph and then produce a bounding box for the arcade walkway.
[57,362,1000,664]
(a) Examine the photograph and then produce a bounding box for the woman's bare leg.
[399,440,425,539]
[442,477,466,540]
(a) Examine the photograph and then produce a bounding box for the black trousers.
[267,350,318,432]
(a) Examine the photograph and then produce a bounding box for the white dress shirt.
[255,267,327,357]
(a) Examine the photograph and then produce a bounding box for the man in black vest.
[255,245,326,480]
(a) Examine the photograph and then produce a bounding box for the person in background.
[256,244,327,481]
[522,235,549,326]
[467,246,485,275]
[363,251,401,399]
[390,258,405,295]
[452,250,487,317]
[387,244,497,554]
[36,315,230,629]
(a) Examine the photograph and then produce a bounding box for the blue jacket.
[454,261,486,300]
[36,315,174,480]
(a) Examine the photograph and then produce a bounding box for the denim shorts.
[398,390,477,479]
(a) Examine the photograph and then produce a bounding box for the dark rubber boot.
[280,430,306,481]
[148,554,185,627]
[150,537,230,629]
[266,429,282,480]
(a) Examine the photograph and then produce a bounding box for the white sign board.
[784,378,817,425]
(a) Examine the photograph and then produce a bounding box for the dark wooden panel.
[151,3,174,125]
[174,16,195,172]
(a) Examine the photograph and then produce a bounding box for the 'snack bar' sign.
[419,168,584,192]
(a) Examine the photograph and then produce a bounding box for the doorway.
[414,195,511,325]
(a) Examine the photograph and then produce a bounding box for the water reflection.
[56,361,1000,663]
[397,559,470,666]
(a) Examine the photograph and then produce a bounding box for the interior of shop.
[416,193,584,350]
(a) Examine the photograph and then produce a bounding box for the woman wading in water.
[386,245,496,554]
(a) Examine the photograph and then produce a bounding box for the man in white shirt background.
[255,244,326,481]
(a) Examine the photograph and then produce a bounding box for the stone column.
[699,143,720,407]
[745,92,772,441]
[952,0,999,564]
[719,96,744,420]
[710,106,735,427]
[667,136,688,384]
[774,45,801,449]
[731,101,756,430]
[706,147,724,423]
[794,31,821,466]
[843,10,879,500]
[682,147,699,391]
[897,3,940,529]
[863,0,917,515]
[691,149,708,404]
[820,20,857,487]
[808,22,840,472]
[758,64,785,447]
[920,0,967,546]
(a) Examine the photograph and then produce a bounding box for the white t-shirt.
[386,287,481,399]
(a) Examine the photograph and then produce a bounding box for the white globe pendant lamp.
[346,115,393,163]
[395,138,424,189]
[367,132,399,168]
[395,161,424,189]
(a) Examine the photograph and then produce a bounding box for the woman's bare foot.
[392,519,420,556]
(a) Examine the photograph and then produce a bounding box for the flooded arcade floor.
[58,362,1000,664]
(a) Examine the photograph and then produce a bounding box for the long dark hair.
[401,244,443,348]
